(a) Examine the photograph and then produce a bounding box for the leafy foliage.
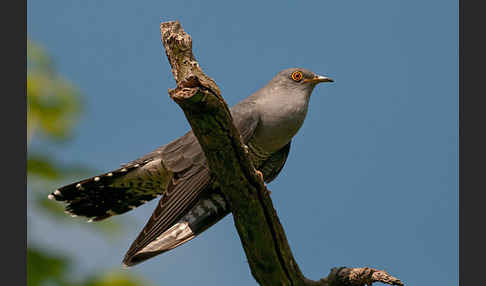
[27,247,150,286]
[27,40,150,286]
[27,39,81,143]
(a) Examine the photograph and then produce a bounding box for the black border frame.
[7,0,27,283]
[460,0,486,285]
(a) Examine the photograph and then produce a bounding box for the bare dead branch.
[159,20,404,286]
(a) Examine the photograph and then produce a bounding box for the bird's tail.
[48,159,169,221]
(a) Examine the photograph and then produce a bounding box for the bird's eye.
[291,71,303,82]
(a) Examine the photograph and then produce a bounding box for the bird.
[48,68,334,267]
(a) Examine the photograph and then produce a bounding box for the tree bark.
[160,20,404,286]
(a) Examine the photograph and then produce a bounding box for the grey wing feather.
[261,141,291,183]
[125,130,205,172]
[123,101,261,265]
[230,100,260,143]
[123,166,211,266]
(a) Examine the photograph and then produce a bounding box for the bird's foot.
[255,169,264,182]
[254,169,270,194]
[243,144,249,154]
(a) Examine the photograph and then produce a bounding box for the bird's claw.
[254,169,271,195]
[243,144,249,154]
[255,169,264,181]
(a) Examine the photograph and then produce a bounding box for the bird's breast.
[252,96,309,154]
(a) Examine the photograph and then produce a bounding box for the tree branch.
[160,20,404,286]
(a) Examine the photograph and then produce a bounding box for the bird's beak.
[303,75,334,84]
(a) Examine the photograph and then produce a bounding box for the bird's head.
[284,67,333,87]
[252,68,334,109]
[259,68,334,103]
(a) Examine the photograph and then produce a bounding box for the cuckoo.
[48,68,334,266]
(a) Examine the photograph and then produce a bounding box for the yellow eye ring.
[291,71,303,82]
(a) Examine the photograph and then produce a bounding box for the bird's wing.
[230,100,260,143]
[260,141,291,183]
[122,102,261,266]
[126,130,205,172]
[123,164,211,266]
[50,129,208,222]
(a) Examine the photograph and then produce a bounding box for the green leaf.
[27,154,61,180]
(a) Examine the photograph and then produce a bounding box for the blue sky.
[28,0,458,285]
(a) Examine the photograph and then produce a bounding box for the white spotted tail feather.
[48,158,172,221]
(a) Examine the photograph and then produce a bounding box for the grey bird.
[48,68,333,267]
